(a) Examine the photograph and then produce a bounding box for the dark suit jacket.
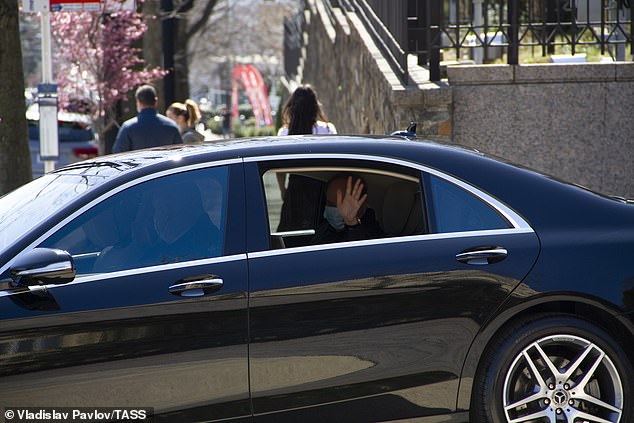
[311,208,384,245]
[113,108,183,152]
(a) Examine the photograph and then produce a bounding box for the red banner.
[231,64,272,127]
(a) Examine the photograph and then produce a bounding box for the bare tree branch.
[185,0,219,39]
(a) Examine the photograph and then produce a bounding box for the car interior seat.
[381,181,425,237]
[270,235,286,249]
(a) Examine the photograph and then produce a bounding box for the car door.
[0,163,250,421]
[244,155,540,421]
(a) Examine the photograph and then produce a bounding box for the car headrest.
[381,181,424,237]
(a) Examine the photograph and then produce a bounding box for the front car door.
[245,154,540,421]
[0,162,250,421]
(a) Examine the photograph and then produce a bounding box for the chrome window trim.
[72,252,101,260]
[0,158,242,277]
[0,254,248,297]
[245,153,532,230]
[272,229,316,237]
[248,228,534,259]
[263,167,419,183]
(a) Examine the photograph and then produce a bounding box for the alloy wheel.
[503,334,624,423]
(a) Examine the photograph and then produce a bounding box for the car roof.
[55,135,480,178]
[50,134,606,201]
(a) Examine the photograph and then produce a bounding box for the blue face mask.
[323,206,345,231]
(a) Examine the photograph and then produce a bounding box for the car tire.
[470,314,633,423]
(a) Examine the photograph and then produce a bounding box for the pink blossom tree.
[51,3,165,152]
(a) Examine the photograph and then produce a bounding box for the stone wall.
[295,0,634,197]
[293,0,452,138]
[449,64,634,197]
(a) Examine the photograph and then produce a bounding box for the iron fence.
[284,1,632,83]
[409,0,633,80]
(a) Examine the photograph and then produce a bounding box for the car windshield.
[0,173,108,252]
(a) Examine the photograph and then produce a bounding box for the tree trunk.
[174,17,190,102]
[143,0,166,111]
[0,0,32,195]
[143,0,218,108]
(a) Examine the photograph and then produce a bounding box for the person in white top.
[276,85,337,230]
[277,120,337,136]
[277,85,337,136]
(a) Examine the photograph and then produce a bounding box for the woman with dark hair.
[276,85,337,233]
[277,85,337,136]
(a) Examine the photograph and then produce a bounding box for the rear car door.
[0,163,249,421]
[245,155,540,421]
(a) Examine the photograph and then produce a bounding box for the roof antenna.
[390,121,417,140]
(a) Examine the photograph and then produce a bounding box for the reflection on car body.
[0,136,633,422]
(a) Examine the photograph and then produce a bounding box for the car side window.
[427,174,510,233]
[261,164,426,249]
[39,166,228,275]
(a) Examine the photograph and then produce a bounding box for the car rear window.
[427,174,511,232]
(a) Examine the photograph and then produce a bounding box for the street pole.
[39,10,58,174]
[41,12,52,84]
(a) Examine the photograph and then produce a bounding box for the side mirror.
[10,248,76,287]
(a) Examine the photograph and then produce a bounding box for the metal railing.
[354,0,409,81]
[409,0,633,80]
[330,0,410,82]
[283,9,306,79]
[284,0,409,83]
[285,0,632,83]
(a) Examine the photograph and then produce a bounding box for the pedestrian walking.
[277,84,337,136]
[167,99,205,144]
[276,84,337,231]
[112,85,183,153]
[221,105,232,139]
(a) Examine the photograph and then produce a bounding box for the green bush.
[275,93,285,133]
[238,104,253,119]
[206,118,222,135]
[231,124,275,138]
[254,126,276,137]
[232,124,245,138]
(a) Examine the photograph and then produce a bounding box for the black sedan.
[1,137,632,423]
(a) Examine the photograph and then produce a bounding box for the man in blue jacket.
[113,85,183,152]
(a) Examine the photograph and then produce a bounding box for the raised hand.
[336,176,367,226]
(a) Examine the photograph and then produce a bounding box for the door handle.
[456,247,507,265]
[169,277,224,297]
